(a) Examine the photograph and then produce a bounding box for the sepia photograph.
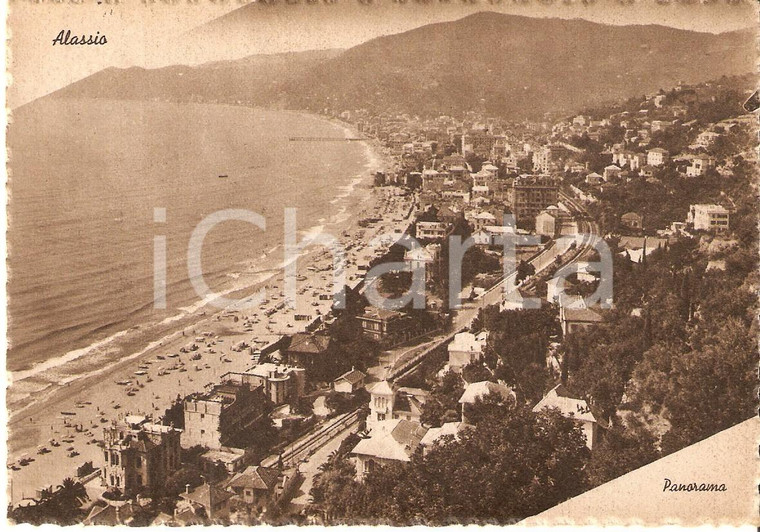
[4,0,759,526]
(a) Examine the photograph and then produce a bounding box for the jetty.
[288,136,367,142]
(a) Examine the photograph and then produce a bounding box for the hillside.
[49,12,755,119]
[48,49,343,108]
[282,13,755,118]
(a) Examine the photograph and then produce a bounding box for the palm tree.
[56,477,88,507]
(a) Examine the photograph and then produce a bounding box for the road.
[274,188,599,513]
[390,188,599,380]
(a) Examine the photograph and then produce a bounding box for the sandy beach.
[7,134,415,505]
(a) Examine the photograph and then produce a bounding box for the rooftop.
[459,381,515,405]
[351,419,428,462]
[532,384,596,423]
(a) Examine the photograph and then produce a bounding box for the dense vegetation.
[309,400,589,524]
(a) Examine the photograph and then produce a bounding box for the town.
[9,73,757,525]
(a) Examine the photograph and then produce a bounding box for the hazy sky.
[7,0,757,108]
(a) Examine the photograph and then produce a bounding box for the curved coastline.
[7,106,391,425]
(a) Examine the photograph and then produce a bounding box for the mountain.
[48,49,343,108]
[49,12,755,119]
[280,12,755,118]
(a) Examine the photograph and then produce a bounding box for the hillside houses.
[366,380,428,429]
[533,384,601,449]
[350,419,428,481]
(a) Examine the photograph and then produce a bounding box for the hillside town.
[9,74,756,526]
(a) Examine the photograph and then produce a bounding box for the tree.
[516,260,535,283]
[9,478,89,525]
[660,318,756,454]
[585,414,660,487]
[420,371,464,427]
[309,458,361,523]
[321,405,590,524]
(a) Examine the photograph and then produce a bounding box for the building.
[685,155,716,177]
[366,380,428,429]
[470,211,498,233]
[419,421,471,455]
[620,212,643,230]
[462,129,497,157]
[177,482,233,521]
[695,130,721,148]
[84,500,136,526]
[200,447,248,475]
[559,305,603,336]
[221,364,307,406]
[284,333,332,374]
[183,380,268,450]
[533,384,600,449]
[511,175,560,223]
[618,236,669,263]
[532,144,571,174]
[333,368,366,394]
[357,307,416,344]
[458,381,516,424]
[687,204,730,232]
[223,466,280,508]
[535,205,571,237]
[416,221,451,241]
[585,172,603,186]
[646,148,669,167]
[603,164,621,181]
[629,152,647,171]
[102,415,182,497]
[350,419,428,481]
[404,243,440,281]
[447,331,488,373]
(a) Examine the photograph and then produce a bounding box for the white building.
[685,155,716,177]
[533,384,599,449]
[647,148,669,167]
[350,419,428,481]
[366,381,428,429]
[687,204,730,232]
[447,331,489,373]
[416,221,450,241]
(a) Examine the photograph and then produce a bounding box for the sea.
[6,98,375,411]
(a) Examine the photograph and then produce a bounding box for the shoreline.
[6,117,412,504]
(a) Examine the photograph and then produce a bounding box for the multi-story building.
[221,364,307,407]
[511,175,560,223]
[102,415,182,496]
[687,204,730,232]
[533,384,600,449]
[416,221,451,241]
[447,331,488,373]
[685,155,716,177]
[532,145,570,174]
[535,205,571,237]
[647,148,669,167]
[357,307,416,344]
[183,380,268,450]
[462,130,497,157]
[366,380,429,429]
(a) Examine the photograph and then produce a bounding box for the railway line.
[261,409,360,468]
[264,189,600,472]
[389,188,599,383]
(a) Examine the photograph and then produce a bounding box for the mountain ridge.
[48,12,756,119]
